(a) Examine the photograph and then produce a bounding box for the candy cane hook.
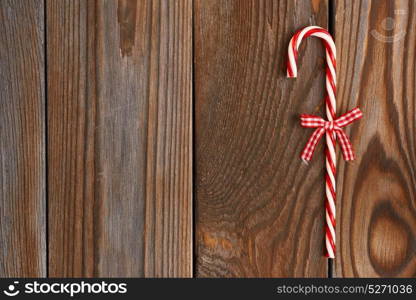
[286,26,362,258]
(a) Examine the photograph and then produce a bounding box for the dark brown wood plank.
[195,0,329,277]
[0,0,46,277]
[48,0,192,277]
[335,0,416,277]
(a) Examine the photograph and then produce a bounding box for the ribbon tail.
[336,129,355,161]
[301,127,325,162]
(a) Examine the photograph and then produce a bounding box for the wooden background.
[0,0,414,278]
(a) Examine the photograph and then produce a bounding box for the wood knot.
[368,202,412,275]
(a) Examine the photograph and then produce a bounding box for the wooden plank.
[0,0,46,277]
[195,0,329,277]
[334,0,416,277]
[47,0,192,277]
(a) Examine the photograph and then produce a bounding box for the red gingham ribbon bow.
[300,107,363,162]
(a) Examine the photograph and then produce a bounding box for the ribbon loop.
[300,107,362,162]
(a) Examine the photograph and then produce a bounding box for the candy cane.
[286,26,362,258]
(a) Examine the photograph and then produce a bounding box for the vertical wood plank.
[195,0,329,277]
[47,0,192,277]
[0,0,46,277]
[335,0,416,277]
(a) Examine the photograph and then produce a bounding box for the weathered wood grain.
[47,0,192,277]
[335,0,416,277]
[0,0,46,277]
[195,0,329,277]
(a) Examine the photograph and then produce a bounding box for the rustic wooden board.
[334,0,416,277]
[0,0,46,277]
[47,0,192,277]
[195,0,329,277]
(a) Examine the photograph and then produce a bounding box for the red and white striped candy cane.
[287,26,338,258]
